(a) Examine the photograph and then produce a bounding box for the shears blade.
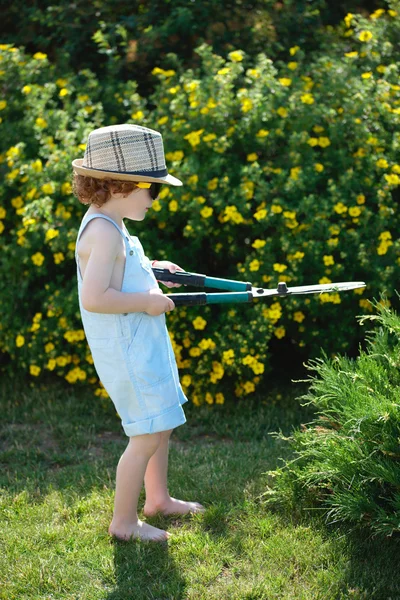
[252,281,366,298]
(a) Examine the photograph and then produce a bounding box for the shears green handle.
[152,268,252,306]
[152,267,251,291]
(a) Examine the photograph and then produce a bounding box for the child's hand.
[145,288,175,316]
[153,260,184,288]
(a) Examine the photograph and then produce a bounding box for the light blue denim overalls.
[75,212,188,437]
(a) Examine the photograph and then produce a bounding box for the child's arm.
[80,220,174,315]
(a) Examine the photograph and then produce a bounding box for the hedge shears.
[152,268,366,307]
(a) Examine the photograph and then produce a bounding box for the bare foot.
[108,519,171,542]
[143,497,206,517]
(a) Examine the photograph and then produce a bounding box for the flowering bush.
[1,6,400,406]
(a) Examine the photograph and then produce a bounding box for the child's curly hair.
[72,173,139,207]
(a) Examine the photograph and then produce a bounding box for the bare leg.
[143,428,206,516]
[108,432,171,542]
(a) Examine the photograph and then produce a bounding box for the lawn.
[1,374,399,600]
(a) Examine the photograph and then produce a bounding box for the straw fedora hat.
[72,124,183,186]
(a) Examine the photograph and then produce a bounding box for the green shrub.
[1,0,382,96]
[262,298,400,538]
[1,6,400,406]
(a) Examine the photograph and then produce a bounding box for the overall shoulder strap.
[75,213,128,281]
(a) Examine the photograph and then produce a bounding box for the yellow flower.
[290,166,301,180]
[323,255,335,266]
[0,207,5,219]
[22,85,32,94]
[307,137,319,147]
[54,252,65,264]
[356,194,366,204]
[198,338,215,350]
[188,174,198,186]
[31,252,45,266]
[30,365,41,376]
[217,67,230,76]
[45,228,59,242]
[273,263,287,273]
[344,13,353,27]
[252,239,266,249]
[300,93,314,104]
[384,174,400,186]
[359,30,373,42]
[59,88,68,97]
[241,98,253,113]
[288,62,298,70]
[200,206,213,218]
[349,206,361,217]
[181,374,192,386]
[46,359,57,371]
[243,381,255,394]
[334,202,347,214]
[289,46,300,55]
[256,129,269,138]
[222,349,235,365]
[376,158,388,168]
[131,110,144,120]
[345,51,358,58]
[271,204,283,214]
[318,137,331,147]
[314,163,324,172]
[189,347,201,357]
[247,153,258,162]
[279,78,292,86]
[246,68,260,78]
[33,52,47,60]
[205,393,214,404]
[208,178,218,191]
[254,208,267,221]
[274,326,286,339]
[293,311,305,323]
[35,117,47,128]
[61,182,72,195]
[370,8,385,19]
[152,200,161,212]
[361,72,372,79]
[203,133,217,143]
[249,259,260,272]
[277,107,288,118]
[16,335,25,347]
[388,10,397,17]
[228,50,244,62]
[184,129,204,148]
[11,196,23,209]
[192,316,207,330]
[45,342,55,353]
[169,200,178,212]
[379,231,392,241]
[215,392,225,404]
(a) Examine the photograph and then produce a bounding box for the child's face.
[112,187,155,221]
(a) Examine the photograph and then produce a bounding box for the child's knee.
[128,431,162,455]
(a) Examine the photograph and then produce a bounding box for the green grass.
[1,375,400,600]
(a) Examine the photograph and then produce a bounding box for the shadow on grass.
[106,537,187,600]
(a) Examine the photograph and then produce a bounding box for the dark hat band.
[82,165,169,178]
